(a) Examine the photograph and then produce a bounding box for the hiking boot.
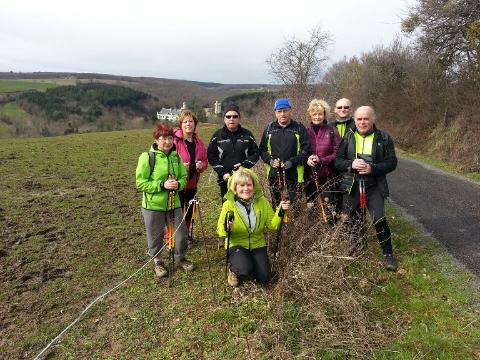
[227,269,239,287]
[383,254,398,271]
[178,259,195,272]
[154,263,168,278]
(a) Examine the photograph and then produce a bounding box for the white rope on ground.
[317,254,355,260]
[33,199,193,360]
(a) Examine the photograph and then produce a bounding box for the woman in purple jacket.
[305,99,341,211]
[173,110,208,238]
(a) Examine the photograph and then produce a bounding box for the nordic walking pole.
[278,164,288,223]
[224,210,235,277]
[312,166,328,224]
[188,198,197,242]
[195,196,218,303]
[167,174,176,288]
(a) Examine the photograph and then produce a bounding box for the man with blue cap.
[259,98,311,206]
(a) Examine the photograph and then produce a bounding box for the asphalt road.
[388,157,480,276]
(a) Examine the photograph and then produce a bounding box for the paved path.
[388,157,480,275]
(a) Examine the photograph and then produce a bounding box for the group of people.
[135,97,398,287]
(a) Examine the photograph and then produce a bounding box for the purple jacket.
[173,128,208,190]
[307,123,341,177]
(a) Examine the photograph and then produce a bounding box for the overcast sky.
[0,0,414,84]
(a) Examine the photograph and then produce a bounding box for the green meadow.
[0,125,478,359]
[0,79,62,93]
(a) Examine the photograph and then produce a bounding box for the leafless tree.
[266,26,332,91]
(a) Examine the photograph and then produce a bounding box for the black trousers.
[219,180,228,201]
[342,184,393,254]
[268,177,301,208]
[228,246,271,284]
[178,187,197,223]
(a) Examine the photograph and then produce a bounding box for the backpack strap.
[148,151,155,175]
[328,124,335,148]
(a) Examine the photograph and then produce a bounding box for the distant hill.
[0,72,277,107]
[0,72,279,138]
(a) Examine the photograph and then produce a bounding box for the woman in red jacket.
[305,99,341,214]
[173,110,208,240]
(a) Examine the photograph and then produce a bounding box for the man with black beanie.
[207,102,260,199]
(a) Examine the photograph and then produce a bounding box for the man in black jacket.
[330,98,356,138]
[207,102,259,199]
[259,98,311,206]
[335,106,398,271]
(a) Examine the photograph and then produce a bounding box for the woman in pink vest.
[173,110,208,241]
[305,99,341,216]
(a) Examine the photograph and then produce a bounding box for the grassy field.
[0,102,31,120]
[0,102,35,138]
[0,79,63,93]
[0,125,478,359]
[396,148,480,182]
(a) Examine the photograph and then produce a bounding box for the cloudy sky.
[0,0,413,84]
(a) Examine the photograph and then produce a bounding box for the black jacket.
[207,125,259,179]
[334,126,397,197]
[259,120,311,181]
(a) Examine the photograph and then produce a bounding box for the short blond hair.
[229,168,255,193]
[307,99,330,118]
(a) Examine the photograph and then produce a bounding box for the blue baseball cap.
[274,98,291,111]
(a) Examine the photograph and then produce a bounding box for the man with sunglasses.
[207,102,260,199]
[331,98,356,138]
[259,98,311,206]
[329,98,357,216]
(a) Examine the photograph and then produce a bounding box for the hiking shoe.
[178,259,195,272]
[383,254,398,271]
[227,269,239,287]
[154,263,168,278]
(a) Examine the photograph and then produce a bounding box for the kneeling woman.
[136,123,195,278]
[217,168,290,287]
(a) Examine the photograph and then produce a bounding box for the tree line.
[265,0,479,172]
[16,83,152,122]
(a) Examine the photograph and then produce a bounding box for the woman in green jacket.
[136,123,195,278]
[217,167,290,287]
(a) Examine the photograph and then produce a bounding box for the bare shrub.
[234,165,402,358]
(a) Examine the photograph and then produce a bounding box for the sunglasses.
[225,115,239,119]
[336,106,350,110]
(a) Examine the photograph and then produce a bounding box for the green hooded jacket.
[216,168,283,250]
[135,144,187,211]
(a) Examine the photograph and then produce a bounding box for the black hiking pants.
[228,246,271,284]
[342,184,393,255]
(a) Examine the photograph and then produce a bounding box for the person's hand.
[358,163,372,174]
[183,162,190,169]
[226,219,234,231]
[164,179,179,190]
[283,160,293,169]
[352,158,367,170]
[352,159,372,174]
[196,161,203,171]
[223,173,231,181]
[279,200,290,211]
[270,158,281,168]
[307,155,319,167]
